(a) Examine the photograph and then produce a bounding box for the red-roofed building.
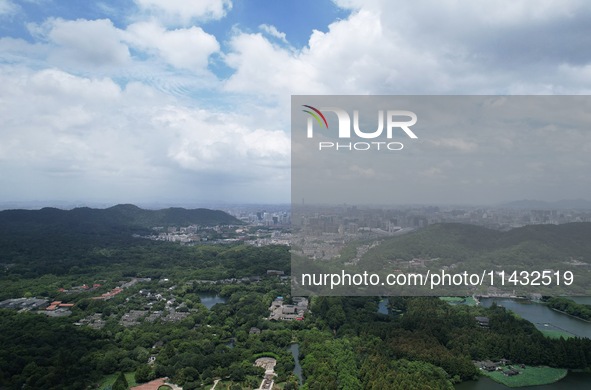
[92,287,124,300]
[46,301,74,310]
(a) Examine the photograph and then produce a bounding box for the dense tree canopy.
[1,214,590,389]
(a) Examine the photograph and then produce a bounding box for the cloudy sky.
[292,96,591,205]
[1,0,591,206]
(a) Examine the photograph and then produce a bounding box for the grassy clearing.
[98,373,118,389]
[214,380,248,389]
[98,372,137,389]
[440,296,464,303]
[481,365,567,387]
[540,329,574,339]
[439,296,478,306]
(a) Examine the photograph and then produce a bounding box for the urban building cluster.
[139,223,291,247]
[268,296,309,321]
[224,206,291,227]
[292,205,591,261]
[294,205,591,235]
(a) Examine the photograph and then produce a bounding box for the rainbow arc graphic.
[302,105,328,128]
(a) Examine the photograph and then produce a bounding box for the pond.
[198,293,227,309]
[289,343,303,385]
[377,298,389,315]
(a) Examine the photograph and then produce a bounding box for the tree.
[97,351,118,374]
[111,372,128,390]
[285,382,298,390]
[326,304,346,332]
[135,365,154,384]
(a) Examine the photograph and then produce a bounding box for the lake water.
[455,297,591,389]
[479,298,591,339]
[289,343,303,385]
[198,293,227,309]
[377,298,389,315]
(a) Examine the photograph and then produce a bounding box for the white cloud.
[0,37,49,65]
[223,0,591,97]
[0,0,17,16]
[349,165,376,179]
[29,18,130,68]
[334,0,584,22]
[27,68,121,101]
[16,17,219,80]
[259,24,287,43]
[223,32,326,97]
[224,9,451,97]
[125,21,219,71]
[3,0,591,204]
[427,138,478,153]
[0,65,289,202]
[0,68,124,175]
[154,106,289,172]
[133,0,232,25]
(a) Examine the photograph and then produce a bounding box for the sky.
[292,96,591,206]
[1,0,591,206]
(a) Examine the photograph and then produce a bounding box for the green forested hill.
[0,204,241,232]
[0,205,243,276]
[364,222,591,264]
